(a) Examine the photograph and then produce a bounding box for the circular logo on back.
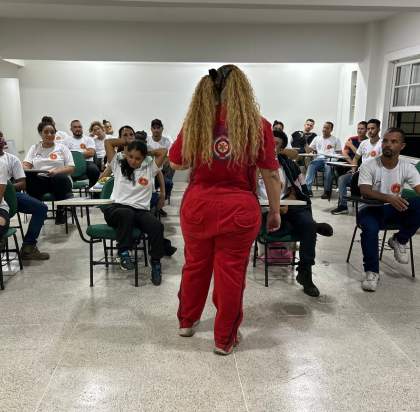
[49,153,57,160]
[370,150,377,157]
[326,145,333,150]
[391,183,401,194]
[138,177,149,186]
[80,143,86,149]
[213,135,231,160]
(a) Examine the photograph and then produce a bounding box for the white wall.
[18,60,347,151]
[0,78,24,151]
[0,19,366,63]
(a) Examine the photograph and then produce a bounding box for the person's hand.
[387,195,409,212]
[48,168,59,176]
[266,210,281,232]
[157,193,166,210]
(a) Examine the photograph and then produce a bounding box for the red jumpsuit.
[169,107,279,351]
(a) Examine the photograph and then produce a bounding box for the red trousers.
[178,186,261,351]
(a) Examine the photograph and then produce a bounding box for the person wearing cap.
[169,64,281,356]
[147,119,173,217]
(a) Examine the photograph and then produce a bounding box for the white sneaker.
[388,237,409,264]
[179,320,200,337]
[362,271,380,292]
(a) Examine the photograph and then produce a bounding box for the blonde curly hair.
[181,64,262,166]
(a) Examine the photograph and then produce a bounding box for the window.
[391,60,420,109]
[349,70,357,125]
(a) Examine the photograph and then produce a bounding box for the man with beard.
[358,128,420,292]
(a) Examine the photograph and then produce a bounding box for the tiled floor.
[0,183,419,411]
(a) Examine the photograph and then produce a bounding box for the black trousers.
[85,161,100,187]
[26,173,73,201]
[268,206,316,269]
[103,203,165,260]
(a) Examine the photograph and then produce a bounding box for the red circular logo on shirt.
[370,150,377,157]
[138,177,149,186]
[49,153,57,160]
[80,143,86,149]
[213,135,231,160]
[327,145,333,150]
[391,183,401,194]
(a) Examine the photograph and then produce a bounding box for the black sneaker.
[308,190,313,197]
[321,192,331,200]
[151,260,162,286]
[118,251,135,271]
[159,209,168,218]
[331,205,349,215]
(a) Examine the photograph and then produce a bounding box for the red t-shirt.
[169,107,279,193]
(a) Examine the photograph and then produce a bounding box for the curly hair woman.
[169,64,281,355]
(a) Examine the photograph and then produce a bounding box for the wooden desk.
[259,199,307,207]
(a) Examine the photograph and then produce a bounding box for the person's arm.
[281,148,299,161]
[359,184,409,211]
[22,161,33,170]
[415,185,420,195]
[48,165,75,176]
[99,165,112,180]
[156,171,166,210]
[260,168,281,232]
[14,177,26,192]
[351,153,361,172]
[149,148,167,168]
[105,138,125,163]
[83,148,95,159]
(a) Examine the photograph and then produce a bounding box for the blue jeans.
[338,173,353,207]
[16,192,48,245]
[305,158,333,192]
[358,197,420,273]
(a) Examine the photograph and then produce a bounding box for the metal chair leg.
[409,237,415,278]
[143,237,148,267]
[89,240,94,287]
[134,244,139,287]
[264,242,268,287]
[346,225,358,263]
[103,239,109,268]
[0,260,3,290]
[379,230,387,261]
[253,239,258,267]
[17,212,24,239]
[13,234,23,270]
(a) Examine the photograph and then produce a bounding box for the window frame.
[391,58,420,111]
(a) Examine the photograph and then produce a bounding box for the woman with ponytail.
[102,125,169,285]
[169,65,281,355]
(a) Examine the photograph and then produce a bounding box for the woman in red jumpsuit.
[169,65,282,355]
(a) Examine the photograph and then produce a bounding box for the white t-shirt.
[309,135,341,159]
[258,167,290,201]
[146,136,172,151]
[110,152,161,210]
[359,157,420,199]
[356,138,382,163]
[0,152,25,181]
[63,135,96,161]
[93,137,106,159]
[24,142,75,171]
[0,162,9,213]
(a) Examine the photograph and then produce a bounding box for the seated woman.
[89,121,107,171]
[101,125,173,286]
[23,122,75,224]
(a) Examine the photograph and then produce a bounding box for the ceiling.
[2,0,419,24]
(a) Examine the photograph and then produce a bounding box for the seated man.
[358,127,420,292]
[331,120,380,214]
[304,121,342,199]
[0,132,49,260]
[291,118,317,154]
[63,120,100,187]
[258,130,333,297]
[146,119,173,217]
